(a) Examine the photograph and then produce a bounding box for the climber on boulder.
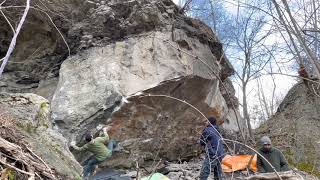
[71,125,119,178]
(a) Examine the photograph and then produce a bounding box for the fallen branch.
[0,137,57,179]
[0,158,34,176]
[245,170,302,180]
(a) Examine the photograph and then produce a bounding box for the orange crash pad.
[221,154,257,173]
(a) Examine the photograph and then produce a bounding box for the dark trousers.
[83,139,116,177]
[200,156,223,180]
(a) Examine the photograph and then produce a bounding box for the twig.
[35,172,43,180]
[0,5,71,58]
[0,0,6,6]
[265,72,320,85]
[180,0,193,13]
[231,169,235,180]
[140,94,223,138]
[246,154,255,176]
[136,161,139,180]
[0,137,56,179]
[138,94,234,159]
[311,84,320,98]
[0,7,15,34]
[34,6,70,56]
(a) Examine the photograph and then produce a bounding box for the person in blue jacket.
[199,116,224,180]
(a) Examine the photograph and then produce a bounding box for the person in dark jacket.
[257,136,290,173]
[199,116,224,180]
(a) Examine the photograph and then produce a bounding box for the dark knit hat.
[207,116,217,125]
[85,133,93,142]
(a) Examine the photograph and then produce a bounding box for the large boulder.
[50,0,245,167]
[256,82,320,176]
[0,0,245,168]
[51,30,224,133]
[0,93,82,178]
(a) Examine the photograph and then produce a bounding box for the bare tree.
[229,5,274,138]
[257,78,271,118]
[271,0,320,79]
[255,60,280,121]
[178,0,193,13]
[190,0,233,45]
[188,0,278,137]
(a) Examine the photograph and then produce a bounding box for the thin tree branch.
[0,7,15,33]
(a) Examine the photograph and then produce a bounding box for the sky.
[173,0,181,5]
[172,0,297,127]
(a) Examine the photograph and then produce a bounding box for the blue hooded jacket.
[199,124,224,160]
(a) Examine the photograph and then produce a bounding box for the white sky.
[173,0,180,5]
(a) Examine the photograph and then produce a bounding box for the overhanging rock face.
[109,76,228,162]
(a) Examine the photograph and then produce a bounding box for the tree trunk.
[258,80,271,118]
[242,84,253,138]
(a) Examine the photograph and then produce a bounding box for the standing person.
[199,116,224,180]
[257,136,290,173]
[71,125,118,178]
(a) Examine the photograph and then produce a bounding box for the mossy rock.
[296,162,320,177]
[0,93,83,178]
[285,149,320,177]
